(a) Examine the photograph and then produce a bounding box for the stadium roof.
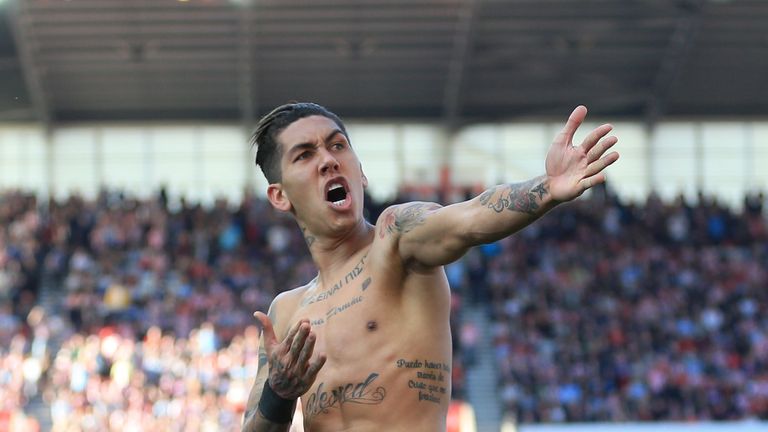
[0,0,766,128]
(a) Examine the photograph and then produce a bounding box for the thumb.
[253,311,278,350]
[557,105,587,146]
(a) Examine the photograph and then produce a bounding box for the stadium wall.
[1,119,767,207]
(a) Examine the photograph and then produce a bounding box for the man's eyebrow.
[287,129,346,156]
[287,142,316,157]
[325,129,345,143]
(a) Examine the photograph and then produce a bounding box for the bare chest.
[286,259,453,430]
[292,256,393,360]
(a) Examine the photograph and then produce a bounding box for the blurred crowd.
[0,189,466,431]
[3,185,768,429]
[481,189,768,422]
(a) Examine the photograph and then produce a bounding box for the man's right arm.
[242,299,326,432]
[242,306,291,432]
[242,345,288,431]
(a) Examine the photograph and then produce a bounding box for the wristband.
[258,380,297,424]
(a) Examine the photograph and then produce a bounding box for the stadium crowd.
[2,186,768,428]
[0,189,466,431]
[486,189,768,422]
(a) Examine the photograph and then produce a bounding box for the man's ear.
[267,183,292,212]
[360,164,368,189]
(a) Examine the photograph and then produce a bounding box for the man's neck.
[305,218,374,280]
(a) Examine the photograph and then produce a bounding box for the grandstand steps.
[37,273,61,316]
[465,306,502,432]
[27,273,58,429]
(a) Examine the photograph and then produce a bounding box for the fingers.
[295,331,317,373]
[280,319,307,355]
[587,135,618,163]
[253,311,278,350]
[580,152,620,192]
[579,173,605,191]
[556,105,588,145]
[580,124,614,155]
[302,353,327,382]
[289,322,311,359]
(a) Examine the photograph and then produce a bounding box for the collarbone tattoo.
[300,254,368,307]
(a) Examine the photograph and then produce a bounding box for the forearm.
[242,410,293,432]
[388,175,560,269]
[242,381,296,432]
[463,175,558,245]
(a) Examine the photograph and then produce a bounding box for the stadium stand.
[0,189,467,431]
[2,186,767,429]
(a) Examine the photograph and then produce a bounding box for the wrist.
[540,176,561,207]
[258,379,297,424]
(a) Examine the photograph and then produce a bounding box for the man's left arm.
[378,105,619,269]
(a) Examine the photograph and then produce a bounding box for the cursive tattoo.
[304,373,387,419]
[326,296,363,321]
[478,178,548,215]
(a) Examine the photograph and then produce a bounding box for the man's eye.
[295,152,310,161]
[333,142,345,150]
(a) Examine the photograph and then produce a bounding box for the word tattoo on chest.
[396,358,450,404]
[326,296,363,321]
[304,373,387,419]
[306,294,365,327]
[301,254,368,307]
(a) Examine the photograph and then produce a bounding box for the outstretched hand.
[546,105,620,202]
[254,312,327,400]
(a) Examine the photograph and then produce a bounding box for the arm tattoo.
[379,203,441,238]
[478,178,548,215]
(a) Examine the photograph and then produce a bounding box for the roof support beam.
[6,0,52,132]
[645,0,704,129]
[442,0,479,131]
[237,0,258,185]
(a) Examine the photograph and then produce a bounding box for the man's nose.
[319,150,340,175]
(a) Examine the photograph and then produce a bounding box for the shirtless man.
[242,102,619,431]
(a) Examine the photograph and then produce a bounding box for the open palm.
[546,105,620,203]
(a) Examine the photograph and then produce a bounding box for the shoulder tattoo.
[378,203,442,238]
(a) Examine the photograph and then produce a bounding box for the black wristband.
[258,380,297,424]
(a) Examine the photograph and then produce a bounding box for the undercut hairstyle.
[251,102,348,184]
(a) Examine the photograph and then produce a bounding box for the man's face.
[270,115,367,234]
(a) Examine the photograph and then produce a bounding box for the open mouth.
[326,182,349,207]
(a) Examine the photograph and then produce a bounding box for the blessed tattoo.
[304,373,387,419]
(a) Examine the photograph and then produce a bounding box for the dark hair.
[251,102,348,184]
